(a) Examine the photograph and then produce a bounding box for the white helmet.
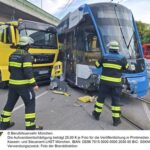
[18,36,34,46]
[108,41,119,51]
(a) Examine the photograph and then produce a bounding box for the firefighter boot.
[35,125,43,130]
[26,125,43,130]
[0,122,15,130]
[92,111,100,120]
[113,118,121,126]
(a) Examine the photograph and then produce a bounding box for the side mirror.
[47,26,57,34]
[10,43,17,49]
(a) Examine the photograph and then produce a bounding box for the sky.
[27,0,150,24]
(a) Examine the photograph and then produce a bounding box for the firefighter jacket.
[95,52,129,87]
[8,49,36,88]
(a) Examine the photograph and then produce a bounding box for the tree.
[143,31,150,43]
[136,21,150,44]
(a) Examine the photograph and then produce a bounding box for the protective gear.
[92,99,103,121]
[0,121,15,130]
[35,126,43,130]
[0,85,37,130]
[108,41,119,52]
[93,45,129,126]
[18,36,34,46]
[95,54,129,87]
[92,111,100,120]
[0,48,42,130]
[8,49,36,88]
[113,119,121,126]
[93,84,122,125]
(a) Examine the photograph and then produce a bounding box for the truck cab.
[0,19,59,88]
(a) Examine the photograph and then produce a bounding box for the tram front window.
[76,18,101,66]
[85,33,100,52]
[91,3,141,60]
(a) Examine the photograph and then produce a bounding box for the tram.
[57,2,148,96]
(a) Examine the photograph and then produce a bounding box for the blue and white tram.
[57,2,148,96]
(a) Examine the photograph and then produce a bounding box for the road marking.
[142,102,150,122]
[13,91,48,112]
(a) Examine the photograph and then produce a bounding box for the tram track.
[124,92,150,125]
[121,115,143,130]
[73,87,150,130]
[117,92,150,130]
[123,92,150,104]
[75,89,148,130]
[104,103,143,130]
[74,98,143,130]
[103,91,150,130]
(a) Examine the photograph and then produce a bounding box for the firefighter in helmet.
[0,36,43,130]
[92,41,129,126]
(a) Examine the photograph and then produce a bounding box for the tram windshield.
[91,3,141,59]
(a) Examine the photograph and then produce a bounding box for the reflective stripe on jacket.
[8,49,36,87]
[95,53,129,86]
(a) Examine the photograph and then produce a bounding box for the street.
[0,85,141,130]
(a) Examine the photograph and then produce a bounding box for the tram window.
[76,14,101,53]
[86,34,100,52]
[76,31,86,51]
[72,31,76,49]
[66,32,73,50]
[76,31,100,52]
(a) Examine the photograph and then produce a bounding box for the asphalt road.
[0,85,138,130]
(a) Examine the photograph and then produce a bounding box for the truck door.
[0,24,16,85]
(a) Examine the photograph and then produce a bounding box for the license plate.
[39,70,49,75]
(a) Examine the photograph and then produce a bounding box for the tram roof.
[57,2,131,33]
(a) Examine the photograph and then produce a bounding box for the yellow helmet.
[18,36,34,46]
[109,41,119,51]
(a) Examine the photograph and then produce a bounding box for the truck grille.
[32,54,55,64]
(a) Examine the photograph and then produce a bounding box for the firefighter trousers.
[94,84,122,122]
[0,86,36,130]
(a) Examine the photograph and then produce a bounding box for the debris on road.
[78,96,97,103]
[52,90,70,96]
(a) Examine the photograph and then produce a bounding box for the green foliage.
[144,31,150,43]
[136,21,150,44]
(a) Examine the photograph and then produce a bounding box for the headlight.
[130,64,136,71]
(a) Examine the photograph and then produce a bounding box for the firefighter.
[92,41,129,126]
[0,36,43,130]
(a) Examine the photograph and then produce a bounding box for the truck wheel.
[0,81,8,89]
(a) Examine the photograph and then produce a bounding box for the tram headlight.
[130,64,135,71]
[128,63,136,71]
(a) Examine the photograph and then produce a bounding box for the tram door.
[74,18,101,89]
[65,31,77,84]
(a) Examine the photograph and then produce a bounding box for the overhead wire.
[61,0,74,10]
